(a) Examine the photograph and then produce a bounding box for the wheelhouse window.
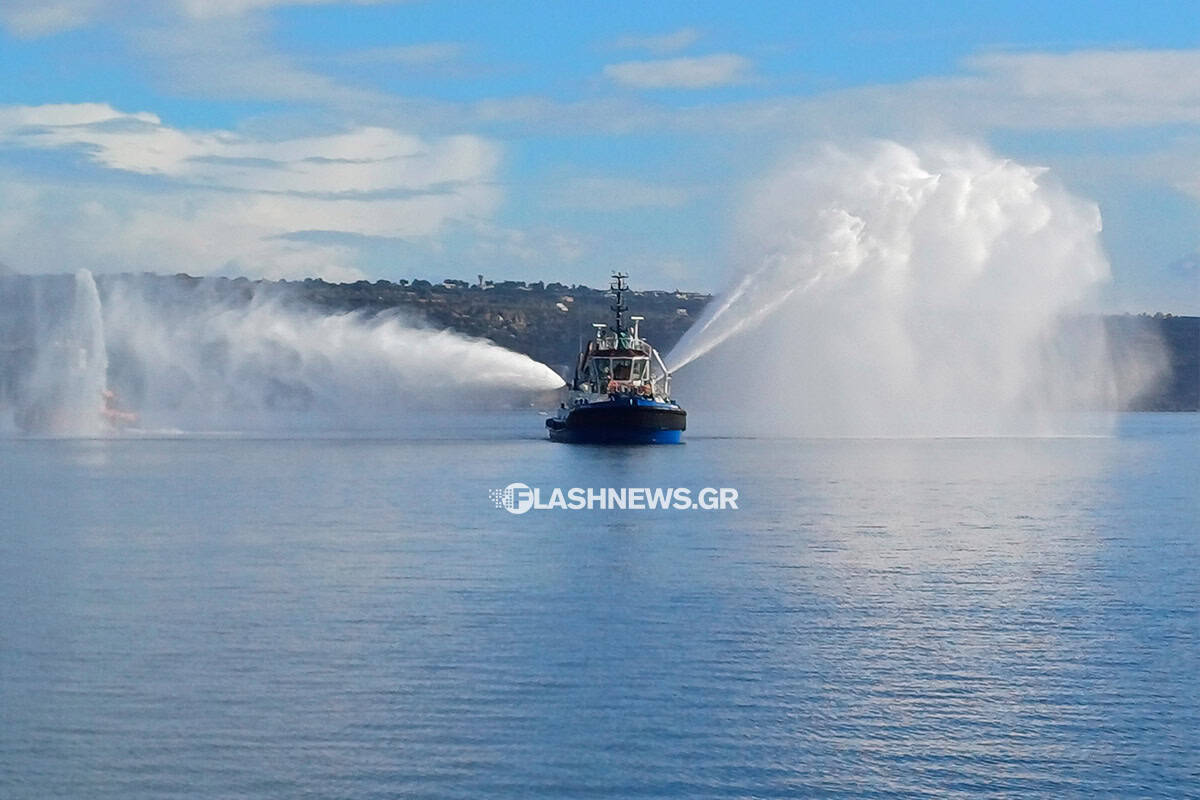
[591,358,612,382]
[589,356,649,384]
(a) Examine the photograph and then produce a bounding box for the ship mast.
[609,272,628,335]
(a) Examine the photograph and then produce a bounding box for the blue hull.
[547,426,683,444]
[547,397,686,445]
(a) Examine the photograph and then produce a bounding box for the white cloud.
[131,14,391,108]
[473,47,1200,136]
[611,27,702,55]
[0,102,157,128]
[960,49,1200,126]
[2,109,499,197]
[0,176,371,282]
[547,177,691,211]
[0,0,405,35]
[0,0,103,37]
[175,0,395,18]
[464,222,588,267]
[335,42,466,67]
[0,2,403,108]
[742,48,1200,135]
[967,49,1200,100]
[604,53,752,89]
[0,103,503,279]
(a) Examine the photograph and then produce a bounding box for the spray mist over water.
[669,141,1162,436]
[1,272,564,434]
[4,270,112,436]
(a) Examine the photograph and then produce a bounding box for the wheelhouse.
[566,274,675,400]
[586,353,650,384]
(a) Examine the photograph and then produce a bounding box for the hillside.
[288,276,710,373]
[284,276,1197,411]
[1,272,1196,412]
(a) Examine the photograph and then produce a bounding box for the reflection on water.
[0,414,1196,798]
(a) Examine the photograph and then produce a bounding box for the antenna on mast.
[609,272,628,334]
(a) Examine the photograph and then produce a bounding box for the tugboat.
[547,273,686,444]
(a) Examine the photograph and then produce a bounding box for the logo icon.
[488,482,535,515]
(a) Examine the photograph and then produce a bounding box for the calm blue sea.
[2,413,1197,798]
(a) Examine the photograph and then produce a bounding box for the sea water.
[1,413,1197,798]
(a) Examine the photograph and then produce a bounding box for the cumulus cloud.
[604,54,752,89]
[0,103,502,279]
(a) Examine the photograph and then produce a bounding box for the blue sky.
[0,0,1197,311]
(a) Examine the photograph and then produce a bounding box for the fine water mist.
[0,272,564,435]
[0,270,111,436]
[669,141,1166,437]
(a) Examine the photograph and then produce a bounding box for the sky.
[0,0,1197,312]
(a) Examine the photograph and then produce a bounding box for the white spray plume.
[101,278,565,431]
[2,273,564,434]
[9,270,111,436]
[669,141,1163,436]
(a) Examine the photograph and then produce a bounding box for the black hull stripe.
[551,405,687,432]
